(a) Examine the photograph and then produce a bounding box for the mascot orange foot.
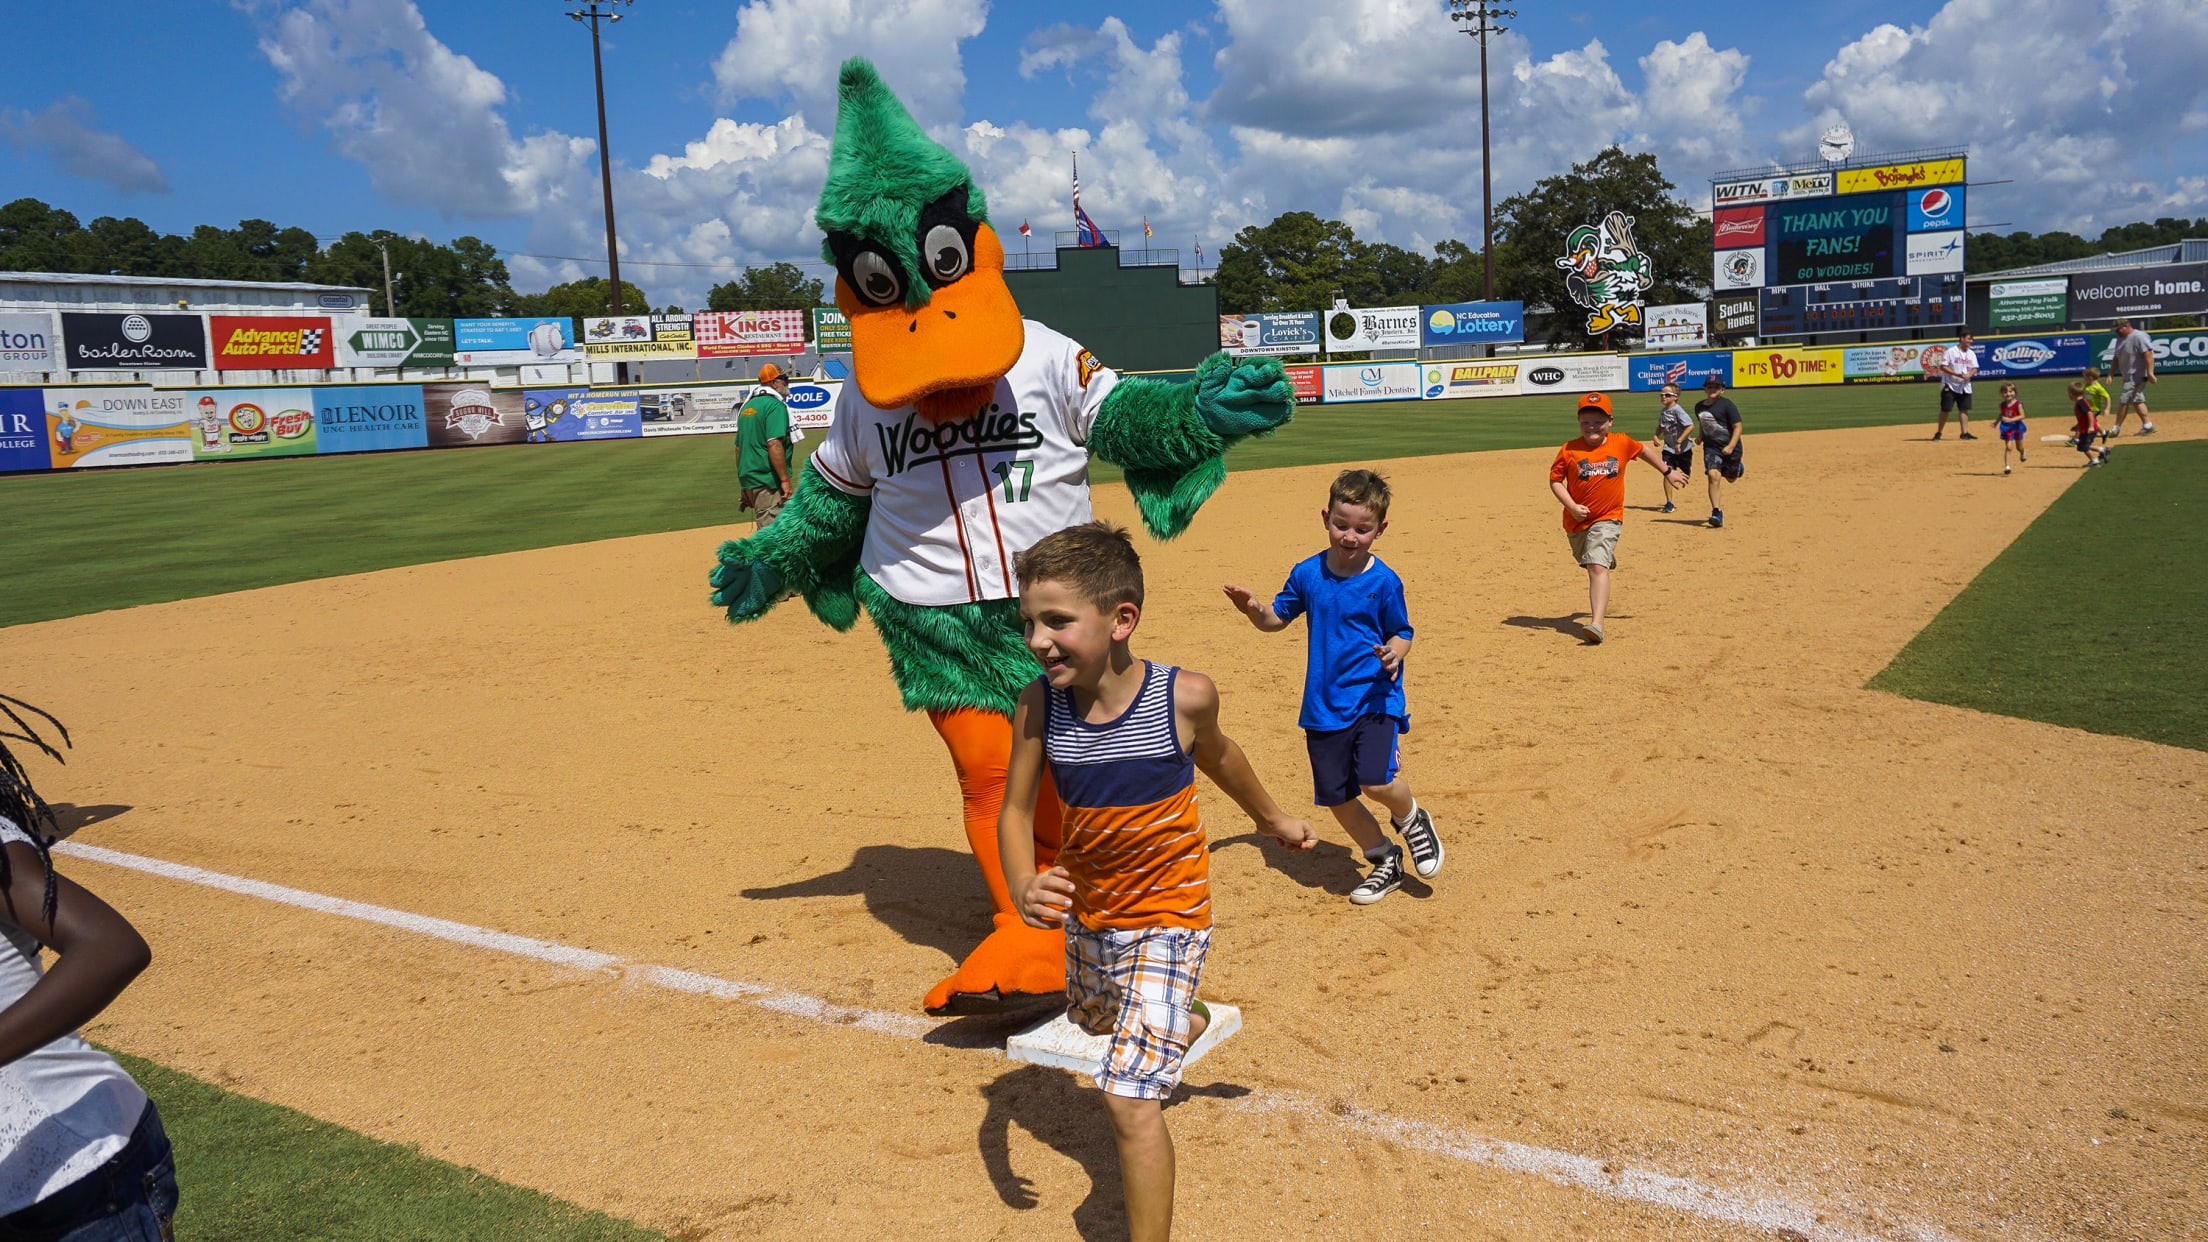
[708,59,1295,1014]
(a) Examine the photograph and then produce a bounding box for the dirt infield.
[10,419,2204,1241]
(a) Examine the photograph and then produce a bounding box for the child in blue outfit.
[1224,468,1442,905]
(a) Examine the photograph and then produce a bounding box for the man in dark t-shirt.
[1693,375,1743,529]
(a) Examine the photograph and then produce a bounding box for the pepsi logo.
[1919,189,1953,221]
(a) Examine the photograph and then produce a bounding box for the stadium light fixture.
[1448,1,1516,303]
[567,1,633,337]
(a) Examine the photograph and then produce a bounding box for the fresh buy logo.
[1991,342,2055,368]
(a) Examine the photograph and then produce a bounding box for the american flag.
[1073,157,1105,247]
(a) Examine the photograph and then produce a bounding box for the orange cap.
[757,363,784,383]
[1576,392,1612,416]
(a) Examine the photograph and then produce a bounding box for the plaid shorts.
[1065,923,1212,1100]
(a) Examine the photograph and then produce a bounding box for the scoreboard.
[1712,156,1967,340]
[1758,276,1965,337]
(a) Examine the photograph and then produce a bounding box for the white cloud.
[1793,0,2208,231]
[0,96,170,194]
[259,0,593,218]
[710,0,988,131]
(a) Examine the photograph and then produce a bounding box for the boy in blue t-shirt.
[1224,468,1442,905]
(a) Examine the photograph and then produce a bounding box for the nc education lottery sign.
[60,313,208,371]
[1419,302,1524,346]
[208,316,334,370]
[452,317,579,365]
[694,310,806,357]
[1324,305,1420,353]
[335,318,455,368]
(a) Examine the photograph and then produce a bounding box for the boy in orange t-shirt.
[1548,392,1687,644]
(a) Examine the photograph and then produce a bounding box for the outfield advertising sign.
[812,307,852,353]
[694,310,806,358]
[453,317,578,365]
[1513,354,1630,395]
[186,388,318,460]
[1976,335,2089,379]
[1324,305,1420,353]
[0,312,58,371]
[60,313,208,371]
[1836,158,1964,195]
[1713,172,1832,207]
[0,389,50,472]
[1627,352,1732,393]
[1731,347,1843,388]
[1712,294,1758,336]
[208,316,335,370]
[1644,303,1708,349]
[1421,361,1522,399]
[1841,343,1938,382]
[634,385,748,436]
[1714,249,1765,290]
[335,318,455,368]
[582,315,696,359]
[313,384,427,452]
[423,383,528,446]
[1419,301,1524,346]
[1906,186,1963,233]
[44,387,193,467]
[2089,327,2208,374]
[2068,263,2208,319]
[1321,362,1421,402]
[1989,279,2068,328]
[1283,364,1322,404]
[1904,230,1966,276]
[1219,312,1323,356]
[783,381,841,431]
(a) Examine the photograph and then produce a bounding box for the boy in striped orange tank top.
[1000,522,1314,1242]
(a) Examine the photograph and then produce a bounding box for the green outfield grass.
[4,374,2203,630]
[109,1049,665,1241]
[1869,437,2206,751]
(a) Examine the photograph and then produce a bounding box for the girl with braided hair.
[0,695,178,1241]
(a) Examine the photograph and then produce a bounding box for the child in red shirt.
[1996,382,2027,474]
[1548,393,1687,644]
[2068,381,2110,468]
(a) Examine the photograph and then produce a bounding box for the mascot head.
[816,58,1023,420]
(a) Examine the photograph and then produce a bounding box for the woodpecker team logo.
[1557,211,1653,335]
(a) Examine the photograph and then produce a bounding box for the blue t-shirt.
[1273,552,1412,733]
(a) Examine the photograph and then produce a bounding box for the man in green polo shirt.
[736,363,794,528]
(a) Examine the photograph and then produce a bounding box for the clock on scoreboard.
[1758,276,1964,337]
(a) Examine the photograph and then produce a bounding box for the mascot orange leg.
[923,707,1067,1013]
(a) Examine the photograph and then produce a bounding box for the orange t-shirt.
[1550,433,1642,531]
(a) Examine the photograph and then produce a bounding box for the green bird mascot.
[711,59,1293,1014]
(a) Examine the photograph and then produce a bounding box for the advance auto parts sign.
[1514,354,1629,396]
[336,318,455,367]
[1321,362,1420,402]
[208,316,334,370]
[1731,347,1843,388]
[1324,305,1420,353]
[60,313,208,370]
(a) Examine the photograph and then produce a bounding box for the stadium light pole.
[1449,2,1515,303]
[569,1,631,317]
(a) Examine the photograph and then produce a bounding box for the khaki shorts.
[740,485,786,528]
[2120,379,2148,406]
[1568,519,1621,569]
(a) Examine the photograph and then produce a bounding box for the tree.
[1213,211,1359,314]
[708,261,824,312]
[1490,146,1709,346]
[509,276,652,320]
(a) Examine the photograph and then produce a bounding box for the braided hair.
[0,695,69,926]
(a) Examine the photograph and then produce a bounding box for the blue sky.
[2,0,2202,307]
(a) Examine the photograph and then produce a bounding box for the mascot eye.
[852,251,903,306]
[923,225,970,283]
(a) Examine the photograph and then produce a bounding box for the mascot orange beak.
[839,222,1024,413]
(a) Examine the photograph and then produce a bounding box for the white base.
[1006,1004,1242,1076]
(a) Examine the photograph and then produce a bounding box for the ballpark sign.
[209,315,334,370]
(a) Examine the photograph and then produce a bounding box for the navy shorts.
[1305,714,1400,806]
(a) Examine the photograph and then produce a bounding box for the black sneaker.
[1959,432,1978,440]
[1350,849,1406,905]
[1395,807,1444,879]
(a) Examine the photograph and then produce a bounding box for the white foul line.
[57,840,1964,1242]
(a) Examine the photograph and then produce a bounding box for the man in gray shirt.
[2108,318,2157,436]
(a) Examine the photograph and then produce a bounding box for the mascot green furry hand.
[710,58,1291,1014]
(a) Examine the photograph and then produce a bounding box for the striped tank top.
[1043,661,1210,931]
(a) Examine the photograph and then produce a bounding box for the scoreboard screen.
[1758,277,1965,337]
